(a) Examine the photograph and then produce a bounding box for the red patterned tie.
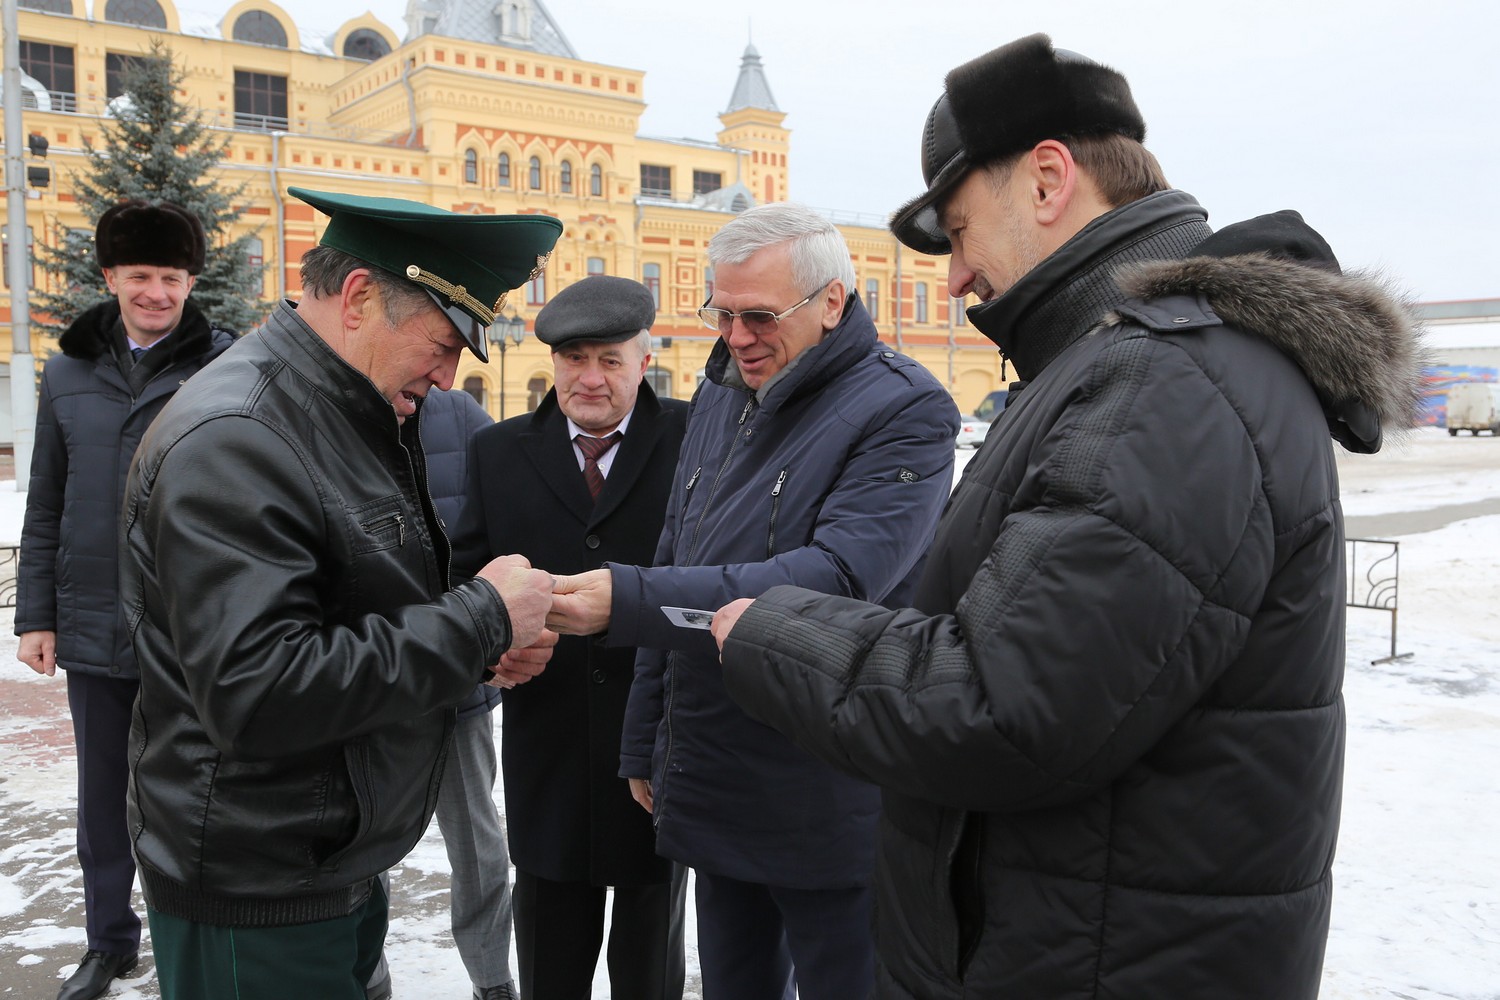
[576,432,622,501]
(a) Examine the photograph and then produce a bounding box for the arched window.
[463,149,478,184]
[526,376,548,412]
[590,163,602,197]
[104,0,166,28]
[642,263,661,310]
[646,364,673,400]
[559,161,572,194]
[232,11,288,48]
[498,153,511,187]
[463,376,486,408]
[343,29,391,61]
[528,156,542,191]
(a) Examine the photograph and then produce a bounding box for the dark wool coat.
[721,195,1422,999]
[14,299,237,678]
[449,385,688,886]
[614,297,960,890]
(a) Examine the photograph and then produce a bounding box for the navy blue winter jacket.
[416,388,496,718]
[15,299,236,678]
[614,295,959,888]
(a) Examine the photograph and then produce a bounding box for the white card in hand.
[661,606,716,630]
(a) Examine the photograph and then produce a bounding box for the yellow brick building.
[2,0,1006,424]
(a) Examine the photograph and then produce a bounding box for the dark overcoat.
[450,384,687,886]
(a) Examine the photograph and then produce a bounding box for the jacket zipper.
[654,651,677,828]
[680,466,702,516]
[361,512,406,546]
[766,468,787,558]
[661,396,755,813]
[684,397,754,564]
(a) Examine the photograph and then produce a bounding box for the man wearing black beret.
[15,199,238,1000]
[119,189,564,998]
[449,274,689,1000]
[710,33,1424,999]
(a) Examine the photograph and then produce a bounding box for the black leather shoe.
[473,983,519,1000]
[57,950,138,1000]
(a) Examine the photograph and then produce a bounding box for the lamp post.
[487,311,527,418]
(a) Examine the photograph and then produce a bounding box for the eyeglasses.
[697,281,832,336]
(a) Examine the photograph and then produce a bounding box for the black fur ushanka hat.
[95,199,206,275]
[890,34,1147,255]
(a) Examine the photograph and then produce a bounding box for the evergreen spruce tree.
[33,39,270,333]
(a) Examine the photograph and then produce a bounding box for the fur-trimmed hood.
[1113,227,1426,454]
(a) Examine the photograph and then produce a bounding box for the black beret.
[891,34,1146,255]
[96,200,206,275]
[534,275,656,349]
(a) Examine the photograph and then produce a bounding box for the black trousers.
[693,870,874,1000]
[66,671,141,955]
[513,865,687,1000]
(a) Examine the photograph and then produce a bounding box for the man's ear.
[1026,139,1079,227]
[102,268,118,296]
[820,279,846,330]
[340,270,378,331]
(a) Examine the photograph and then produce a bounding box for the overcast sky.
[186,0,1498,303]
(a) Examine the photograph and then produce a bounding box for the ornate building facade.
[2,0,1006,423]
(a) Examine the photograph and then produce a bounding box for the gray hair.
[707,203,856,298]
[299,245,433,326]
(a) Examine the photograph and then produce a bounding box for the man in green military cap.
[119,189,564,999]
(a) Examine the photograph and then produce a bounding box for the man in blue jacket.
[549,203,959,1000]
[14,200,236,1000]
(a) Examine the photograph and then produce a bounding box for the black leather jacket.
[122,300,513,926]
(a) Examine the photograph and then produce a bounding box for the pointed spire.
[724,41,780,113]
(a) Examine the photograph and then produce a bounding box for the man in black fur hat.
[709,33,1424,999]
[14,200,238,1000]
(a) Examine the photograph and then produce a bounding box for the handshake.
[474,557,756,687]
[472,559,619,689]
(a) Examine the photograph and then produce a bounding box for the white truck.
[1446,382,1500,436]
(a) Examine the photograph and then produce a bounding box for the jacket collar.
[966,189,1212,382]
[703,294,879,414]
[522,383,665,525]
[258,300,405,431]
[59,297,224,368]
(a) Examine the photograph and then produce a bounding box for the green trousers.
[146,878,387,1000]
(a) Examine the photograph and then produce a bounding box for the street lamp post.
[486,311,527,419]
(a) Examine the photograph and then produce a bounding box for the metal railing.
[1346,537,1412,664]
[0,545,17,609]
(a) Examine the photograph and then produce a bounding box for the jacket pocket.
[315,739,374,870]
[350,496,408,553]
[765,468,788,558]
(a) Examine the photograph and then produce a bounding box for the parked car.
[974,388,1009,423]
[956,414,990,449]
[1446,382,1500,436]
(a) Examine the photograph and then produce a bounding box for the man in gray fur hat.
[711,33,1423,999]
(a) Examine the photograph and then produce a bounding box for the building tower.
[716,43,789,205]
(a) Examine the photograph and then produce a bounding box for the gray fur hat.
[535,275,656,349]
[890,34,1146,255]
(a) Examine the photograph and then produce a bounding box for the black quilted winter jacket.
[721,192,1422,999]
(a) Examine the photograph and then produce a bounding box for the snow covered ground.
[2,427,1498,998]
